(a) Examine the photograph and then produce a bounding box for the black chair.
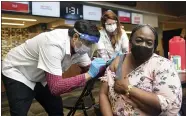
[63,78,98,116]
[180,97,186,116]
[180,83,186,116]
[93,104,102,116]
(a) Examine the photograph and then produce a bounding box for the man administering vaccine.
[2,20,107,116]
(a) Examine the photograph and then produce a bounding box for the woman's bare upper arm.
[100,82,109,95]
[109,56,120,72]
[100,55,120,95]
[100,56,120,94]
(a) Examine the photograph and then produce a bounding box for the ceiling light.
[2,17,37,22]
[125,31,132,34]
[2,23,24,26]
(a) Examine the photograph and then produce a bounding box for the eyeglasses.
[105,21,117,26]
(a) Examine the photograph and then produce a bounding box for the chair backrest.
[72,60,109,108]
[73,78,97,107]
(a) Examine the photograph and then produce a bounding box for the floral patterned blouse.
[100,54,182,116]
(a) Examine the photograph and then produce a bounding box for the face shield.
[73,28,99,44]
[73,28,99,57]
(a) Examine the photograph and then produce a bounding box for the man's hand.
[88,58,106,78]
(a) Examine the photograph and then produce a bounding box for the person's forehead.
[105,19,116,23]
[134,26,155,40]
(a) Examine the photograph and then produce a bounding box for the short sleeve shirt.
[2,29,91,90]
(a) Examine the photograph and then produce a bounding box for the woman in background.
[95,10,129,61]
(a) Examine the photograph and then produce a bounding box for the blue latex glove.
[88,58,106,78]
[106,51,123,66]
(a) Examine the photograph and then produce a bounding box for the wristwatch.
[125,84,133,97]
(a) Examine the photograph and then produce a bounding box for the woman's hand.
[114,77,129,94]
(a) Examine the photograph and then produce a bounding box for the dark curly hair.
[68,20,100,38]
[130,24,158,50]
[68,20,100,45]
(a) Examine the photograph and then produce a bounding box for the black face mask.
[131,44,154,63]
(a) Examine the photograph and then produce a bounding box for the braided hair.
[130,24,158,50]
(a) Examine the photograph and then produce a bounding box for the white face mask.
[74,44,90,55]
[105,23,117,33]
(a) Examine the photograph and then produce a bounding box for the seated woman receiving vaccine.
[99,24,182,116]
